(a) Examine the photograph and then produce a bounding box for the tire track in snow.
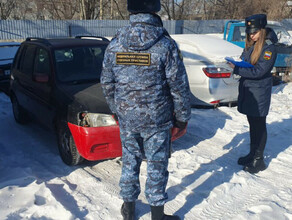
[258,147,292,204]
[190,146,292,220]
[82,158,122,197]
[83,159,195,219]
[193,174,273,219]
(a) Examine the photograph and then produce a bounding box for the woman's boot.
[121,202,135,220]
[243,150,266,174]
[151,205,180,220]
[237,144,256,165]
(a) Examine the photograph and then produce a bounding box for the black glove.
[174,119,187,129]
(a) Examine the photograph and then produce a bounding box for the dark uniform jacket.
[233,28,278,117]
[101,13,191,132]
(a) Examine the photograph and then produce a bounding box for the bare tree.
[112,0,127,19]
[100,0,103,19]
[79,0,115,20]
[176,0,203,20]
[0,0,16,19]
[1,0,292,20]
[43,0,79,20]
[80,0,86,19]
[10,0,38,20]
[83,0,100,20]
[200,0,290,20]
[161,0,203,20]
[161,0,177,20]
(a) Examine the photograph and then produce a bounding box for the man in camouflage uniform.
[101,0,191,219]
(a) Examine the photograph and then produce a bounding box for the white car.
[171,34,243,107]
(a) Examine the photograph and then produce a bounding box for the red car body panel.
[68,122,122,161]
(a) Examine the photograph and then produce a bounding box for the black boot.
[151,205,180,220]
[121,202,135,220]
[237,144,256,166]
[243,150,266,174]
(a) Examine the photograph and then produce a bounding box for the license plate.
[4,70,10,76]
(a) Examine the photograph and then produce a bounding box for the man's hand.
[171,120,188,141]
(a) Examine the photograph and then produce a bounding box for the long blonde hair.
[245,29,267,65]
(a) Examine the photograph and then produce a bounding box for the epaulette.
[162,29,171,39]
[265,39,272,45]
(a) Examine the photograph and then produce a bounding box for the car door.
[29,47,55,129]
[13,44,37,111]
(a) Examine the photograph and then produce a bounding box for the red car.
[10,37,122,165]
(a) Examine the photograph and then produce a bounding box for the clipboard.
[225,57,254,68]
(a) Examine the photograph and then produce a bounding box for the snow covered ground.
[0,82,291,220]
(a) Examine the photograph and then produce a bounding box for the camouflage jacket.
[101,13,191,132]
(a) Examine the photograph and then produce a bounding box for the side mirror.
[33,73,49,83]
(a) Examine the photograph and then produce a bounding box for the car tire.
[57,121,84,166]
[11,94,29,124]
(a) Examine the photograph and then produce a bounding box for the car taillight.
[203,67,231,78]
[210,100,221,104]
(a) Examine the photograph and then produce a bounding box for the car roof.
[0,42,21,47]
[24,37,109,49]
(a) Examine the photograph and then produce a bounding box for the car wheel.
[57,121,84,166]
[11,94,29,124]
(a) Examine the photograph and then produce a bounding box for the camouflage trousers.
[119,128,171,206]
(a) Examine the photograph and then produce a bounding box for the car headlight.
[79,113,117,127]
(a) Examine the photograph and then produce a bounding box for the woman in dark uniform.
[228,14,278,174]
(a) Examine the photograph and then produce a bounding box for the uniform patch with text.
[263,51,272,60]
[116,52,151,66]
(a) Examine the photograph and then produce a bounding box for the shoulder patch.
[116,52,151,66]
[263,51,272,60]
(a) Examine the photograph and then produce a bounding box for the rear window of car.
[54,45,107,83]
[34,48,51,75]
